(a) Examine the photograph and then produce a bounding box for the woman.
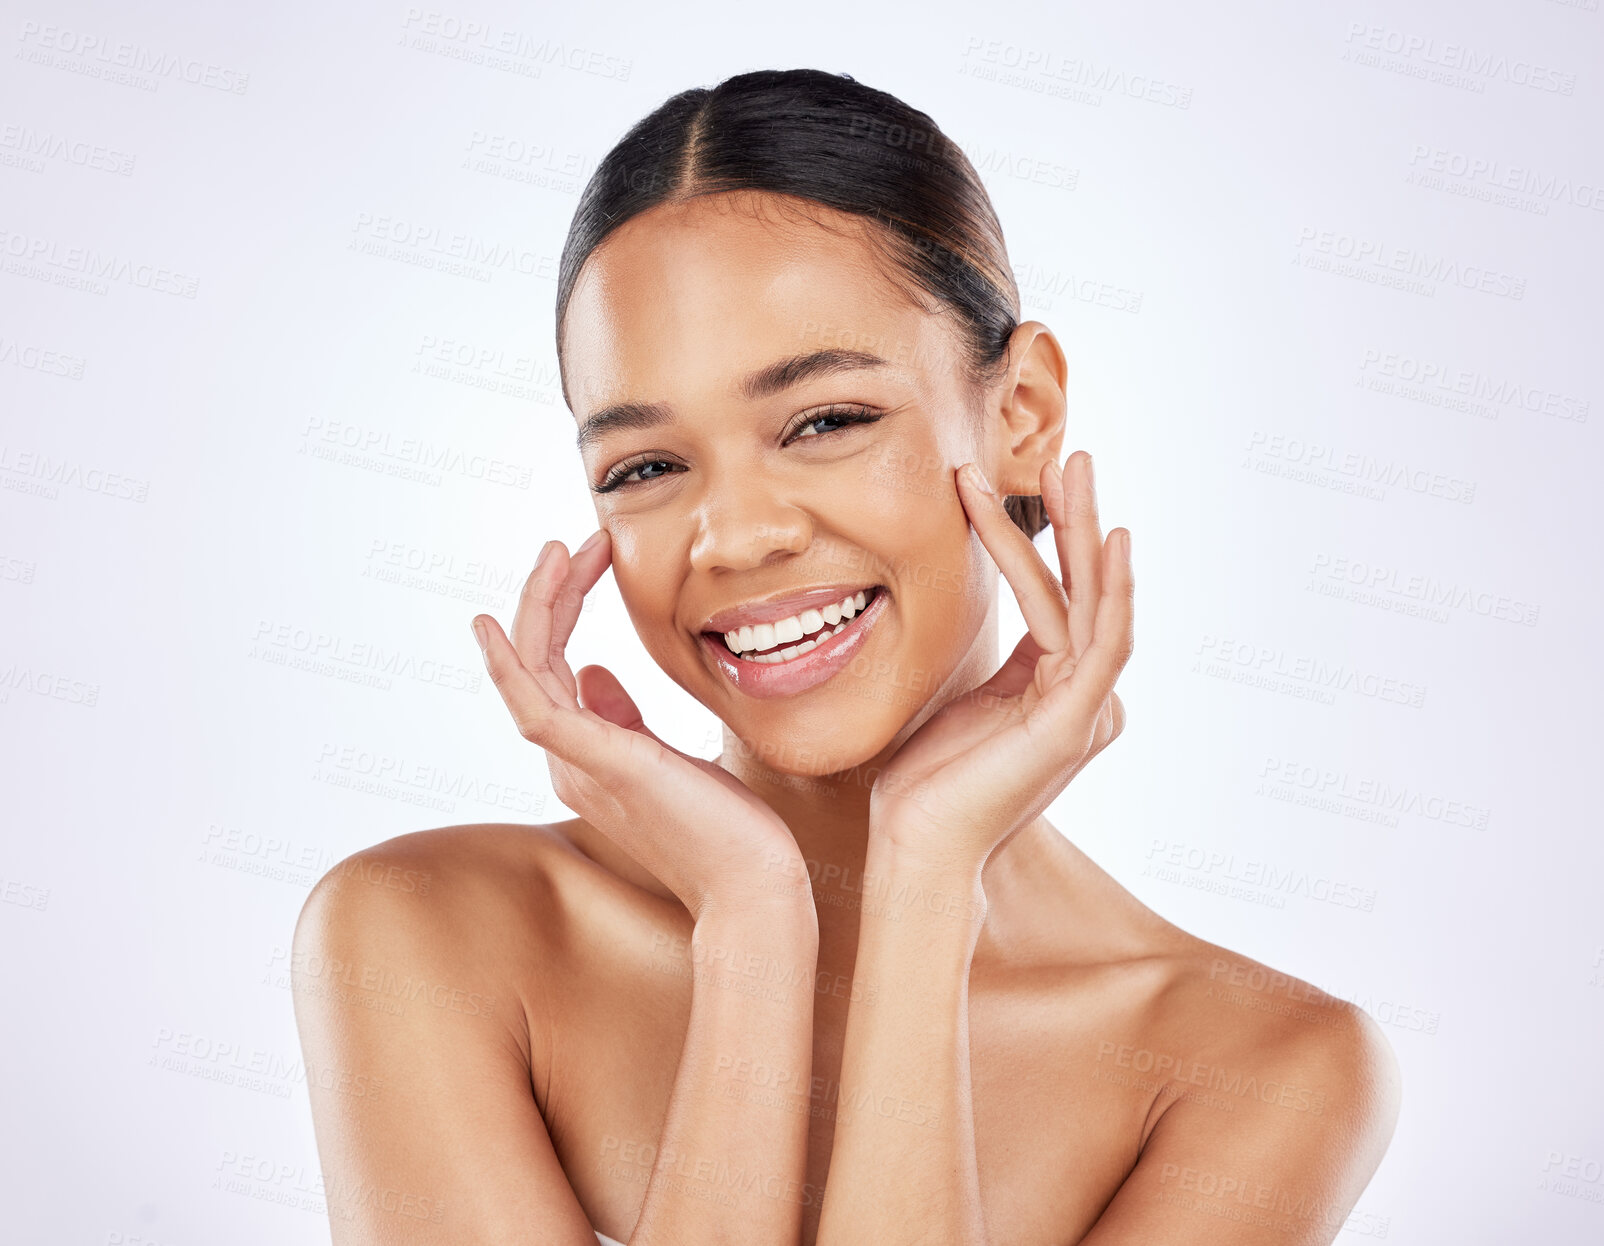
[292,68,1400,1246]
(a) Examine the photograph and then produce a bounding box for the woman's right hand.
[470,529,811,923]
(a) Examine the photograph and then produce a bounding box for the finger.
[957,462,1071,654]
[576,663,679,758]
[547,530,612,690]
[509,541,582,705]
[1077,690,1126,773]
[972,629,1046,706]
[965,534,1132,830]
[1041,452,1102,657]
[1024,529,1134,756]
[474,612,614,763]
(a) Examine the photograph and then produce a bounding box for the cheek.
[902,523,990,645]
[602,517,642,565]
[603,522,674,628]
[852,502,986,649]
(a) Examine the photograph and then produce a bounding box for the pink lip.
[699,582,881,635]
[701,587,889,700]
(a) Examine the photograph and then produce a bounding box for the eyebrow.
[574,347,891,451]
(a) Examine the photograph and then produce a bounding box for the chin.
[717,692,924,784]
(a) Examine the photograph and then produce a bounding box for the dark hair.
[556,67,1049,539]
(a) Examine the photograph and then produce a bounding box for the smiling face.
[560,190,1009,778]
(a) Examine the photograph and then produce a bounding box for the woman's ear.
[986,321,1068,496]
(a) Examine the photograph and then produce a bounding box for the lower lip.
[702,589,889,700]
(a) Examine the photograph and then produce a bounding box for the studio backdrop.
[2,1,1601,1243]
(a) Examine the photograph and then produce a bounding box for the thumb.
[577,665,685,769]
[576,664,657,738]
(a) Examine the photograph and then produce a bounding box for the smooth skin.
[292,191,1401,1246]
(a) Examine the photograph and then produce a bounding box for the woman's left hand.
[867,451,1133,871]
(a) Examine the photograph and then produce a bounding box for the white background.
[2,1,1601,1242]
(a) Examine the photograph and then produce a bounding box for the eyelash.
[593,405,885,494]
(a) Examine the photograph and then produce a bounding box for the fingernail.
[535,540,556,572]
[966,463,993,494]
[1083,453,1095,490]
[576,528,606,556]
[471,618,488,653]
[1120,530,1131,563]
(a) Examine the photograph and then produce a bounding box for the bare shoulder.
[1152,934,1401,1111]
[291,822,605,1061]
[288,825,649,1241]
[292,819,683,1048]
[295,822,578,952]
[293,817,646,939]
[1075,928,1403,1243]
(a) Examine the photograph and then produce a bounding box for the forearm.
[815,836,990,1246]
[631,896,820,1246]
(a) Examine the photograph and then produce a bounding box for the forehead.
[561,192,948,414]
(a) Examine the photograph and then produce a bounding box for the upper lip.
[698,583,881,634]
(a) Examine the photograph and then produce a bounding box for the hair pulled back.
[556,67,1047,537]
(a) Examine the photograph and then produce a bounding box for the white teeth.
[715,588,877,661]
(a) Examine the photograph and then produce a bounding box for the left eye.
[787,406,882,441]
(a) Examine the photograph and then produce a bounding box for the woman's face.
[561,191,1005,777]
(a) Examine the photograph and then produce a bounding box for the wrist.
[862,832,988,930]
[866,821,987,886]
[687,841,818,919]
[693,887,820,948]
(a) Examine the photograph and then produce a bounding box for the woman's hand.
[867,451,1133,871]
[471,531,809,922]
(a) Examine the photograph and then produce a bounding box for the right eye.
[595,457,685,493]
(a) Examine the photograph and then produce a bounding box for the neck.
[714,601,1073,959]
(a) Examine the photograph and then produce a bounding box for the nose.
[688,478,813,573]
